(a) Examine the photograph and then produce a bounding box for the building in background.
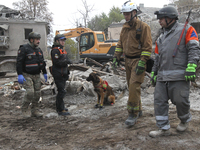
[0,5,49,76]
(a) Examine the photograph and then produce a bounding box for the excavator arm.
[55,27,93,39]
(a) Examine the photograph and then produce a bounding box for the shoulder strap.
[52,47,67,54]
[136,21,142,49]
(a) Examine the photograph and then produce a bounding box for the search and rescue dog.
[86,72,115,110]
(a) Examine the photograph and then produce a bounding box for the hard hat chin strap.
[126,11,137,23]
[165,17,174,27]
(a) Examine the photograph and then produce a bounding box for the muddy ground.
[0,73,200,150]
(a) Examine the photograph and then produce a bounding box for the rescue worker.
[113,1,152,126]
[16,32,47,118]
[149,6,200,138]
[51,34,72,116]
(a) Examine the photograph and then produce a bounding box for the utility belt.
[125,55,154,73]
[125,55,140,59]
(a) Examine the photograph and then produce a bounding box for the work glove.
[43,74,47,82]
[185,63,197,82]
[135,60,146,75]
[150,72,157,86]
[18,75,26,84]
[112,56,119,68]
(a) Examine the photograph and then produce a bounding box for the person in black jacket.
[51,34,72,116]
[16,32,47,118]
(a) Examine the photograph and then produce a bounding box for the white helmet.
[121,1,137,13]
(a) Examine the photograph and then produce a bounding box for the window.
[0,28,4,36]
[97,34,105,42]
[24,28,33,39]
[80,33,95,52]
[0,51,5,55]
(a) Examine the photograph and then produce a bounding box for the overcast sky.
[1,0,170,32]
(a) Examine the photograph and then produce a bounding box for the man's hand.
[18,75,26,84]
[185,63,197,82]
[135,60,146,75]
[112,56,119,68]
[43,74,47,82]
[151,72,157,86]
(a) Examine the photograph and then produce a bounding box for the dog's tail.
[116,89,126,100]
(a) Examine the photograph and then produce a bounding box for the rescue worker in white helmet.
[149,6,200,138]
[113,1,152,126]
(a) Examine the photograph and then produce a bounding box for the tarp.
[0,24,9,30]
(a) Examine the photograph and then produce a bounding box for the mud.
[0,73,200,150]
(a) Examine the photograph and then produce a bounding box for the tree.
[77,0,94,27]
[87,6,123,32]
[12,0,53,45]
[108,6,124,23]
[87,13,109,31]
[65,39,78,61]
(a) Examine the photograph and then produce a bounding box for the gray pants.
[154,80,191,130]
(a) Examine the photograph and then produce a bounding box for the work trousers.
[22,73,41,110]
[154,81,191,130]
[54,76,67,112]
[125,58,145,116]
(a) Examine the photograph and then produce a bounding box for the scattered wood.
[68,64,125,77]
[86,58,103,67]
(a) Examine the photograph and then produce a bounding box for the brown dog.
[86,72,115,109]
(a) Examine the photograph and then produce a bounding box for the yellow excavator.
[55,27,118,63]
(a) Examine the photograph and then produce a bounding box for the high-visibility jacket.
[152,21,200,81]
[16,43,46,75]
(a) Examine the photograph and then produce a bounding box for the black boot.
[125,113,138,126]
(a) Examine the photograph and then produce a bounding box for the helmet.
[154,6,178,20]
[28,32,41,41]
[121,1,137,13]
[54,34,66,41]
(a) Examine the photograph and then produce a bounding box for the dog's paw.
[94,104,99,108]
[99,106,104,110]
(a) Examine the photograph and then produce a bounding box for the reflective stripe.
[141,51,151,57]
[127,105,139,111]
[115,48,123,52]
[26,64,38,67]
[161,124,170,130]
[158,70,185,76]
[156,116,168,120]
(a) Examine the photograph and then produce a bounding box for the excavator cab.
[80,32,95,53]
[79,32,105,53]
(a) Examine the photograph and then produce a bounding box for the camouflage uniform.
[22,73,41,116]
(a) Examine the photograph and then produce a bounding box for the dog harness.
[95,78,108,91]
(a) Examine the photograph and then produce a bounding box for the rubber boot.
[149,129,171,138]
[125,113,138,126]
[31,108,43,117]
[31,101,43,117]
[176,122,189,132]
[58,110,71,116]
[21,102,31,118]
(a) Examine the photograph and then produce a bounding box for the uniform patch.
[28,55,32,59]
[191,30,197,38]
[18,50,21,54]
[55,54,59,59]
